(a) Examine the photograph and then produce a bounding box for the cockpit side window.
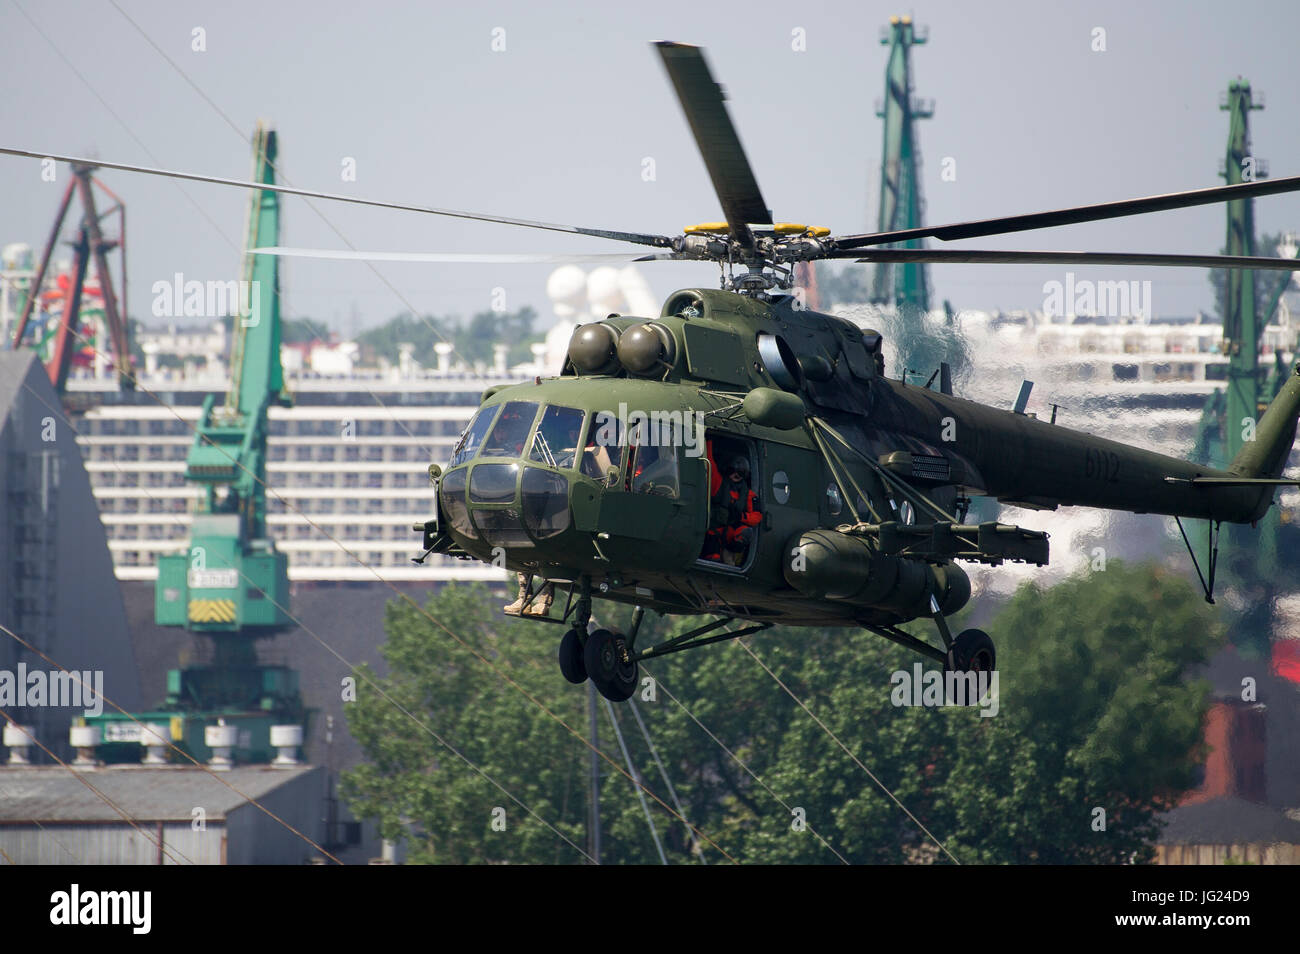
[449,405,500,467]
[481,401,539,458]
[581,411,623,479]
[529,405,585,469]
[627,420,680,498]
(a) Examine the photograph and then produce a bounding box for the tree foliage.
[342,562,1221,864]
[282,316,329,344]
[355,307,541,369]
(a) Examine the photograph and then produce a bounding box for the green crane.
[1193,81,1297,656]
[863,16,970,388]
[870,15,932,314]
[91,125,302,762]
[1216,79,1263,468]
[156,122,291,637]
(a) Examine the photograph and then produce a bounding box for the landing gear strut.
[554,583,644,701]
[859,613,997,681]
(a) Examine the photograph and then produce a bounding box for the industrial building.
[0,764,326,864]
[0,351,141,761]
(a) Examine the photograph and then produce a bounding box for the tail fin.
[1229,363,1300,479]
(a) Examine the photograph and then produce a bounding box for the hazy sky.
[5,0,1300,336]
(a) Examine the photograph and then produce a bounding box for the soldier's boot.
[503,574,529,616]
[522,583,554,617]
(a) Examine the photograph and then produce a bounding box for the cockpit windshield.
[449,405,499,467]
[481,401,539,458]
[528,405,585,469]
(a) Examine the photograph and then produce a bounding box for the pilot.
[581,434,616,480]
[491,404,532,457]
[704,456,761,563]
[552,417,584,470]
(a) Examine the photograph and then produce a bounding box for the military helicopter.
[11,42,1300,703]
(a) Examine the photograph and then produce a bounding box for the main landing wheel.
[558,628,587,684]
[945,628,996,673]
[943,628,996,705]
[584,628,639,702]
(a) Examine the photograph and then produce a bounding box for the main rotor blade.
[655,42,772,248]
[833,174,1300,249]
[251,247,673,264]
[832,248,1300,271]
[0,146,673,249]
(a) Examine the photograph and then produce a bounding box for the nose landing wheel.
[558,628,587,684]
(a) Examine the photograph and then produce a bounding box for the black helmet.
[728,456,750,478]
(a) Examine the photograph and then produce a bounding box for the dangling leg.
[524,578,554,617]
[503,572,529,615]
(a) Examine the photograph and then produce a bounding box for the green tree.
[355,307,542,369]
[454,307,541,368]
[282,316,329,344]
[355,312,449,367]
[934,563,1221,863]
[341,584,591,863]
[344,563,1221,864]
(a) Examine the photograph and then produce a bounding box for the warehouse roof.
[0,764,318,823]
[1159,796,1300,846]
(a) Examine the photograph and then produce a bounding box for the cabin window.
[528,405,585,469]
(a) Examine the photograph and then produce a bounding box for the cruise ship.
[70,368,524,583]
